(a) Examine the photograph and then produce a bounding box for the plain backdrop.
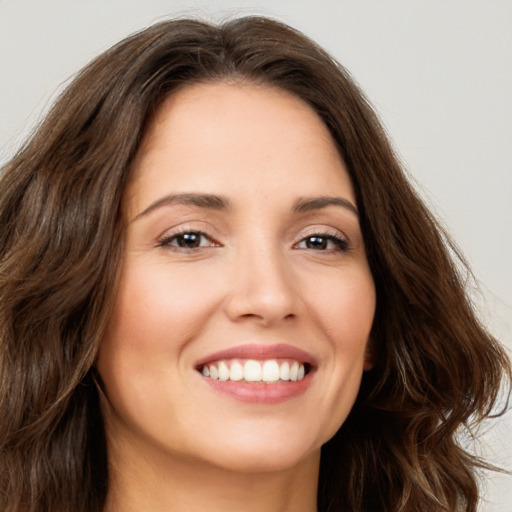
[1,1,511,510]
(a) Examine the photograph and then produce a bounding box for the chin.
[187,423,324,474]
[203,446,318,474]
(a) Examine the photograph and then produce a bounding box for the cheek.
[311,272,375,433]
[309,271,376,349]
[96,259,225,417]
[96,260,224,433]
[104,259,222,354]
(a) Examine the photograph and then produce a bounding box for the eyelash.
[294,231,349,253]
[158,230,218,252]
[157,229,350,253]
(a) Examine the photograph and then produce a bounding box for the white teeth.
[289,361,299,381]
[262,360,280,382]
[209,365,219,379]
[229,361,244,381]
[202,359,307,383]
[218,361,229,381]
[244,360,262,382]
[279,361,290,381]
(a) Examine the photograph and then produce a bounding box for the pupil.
[178,233,200,248]
[307,236,327,249]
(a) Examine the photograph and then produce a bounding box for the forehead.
[126,82,354,214]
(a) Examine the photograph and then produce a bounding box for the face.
[97,82,375,475]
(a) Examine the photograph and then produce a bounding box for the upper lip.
[195,343,317,367]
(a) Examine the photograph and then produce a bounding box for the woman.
[0,16,509,512]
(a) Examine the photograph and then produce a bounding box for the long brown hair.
[0,16,509,512]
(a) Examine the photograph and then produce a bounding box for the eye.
[159,231,218,251]
[296,233,349,252]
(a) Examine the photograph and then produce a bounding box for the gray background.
[1,1,510,509]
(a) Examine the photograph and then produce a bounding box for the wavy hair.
[0,16,509,512]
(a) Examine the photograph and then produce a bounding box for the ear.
[363,338,375,371]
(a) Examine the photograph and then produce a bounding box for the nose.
[223,244,300,327]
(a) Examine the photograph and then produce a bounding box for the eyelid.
[157,224,222,251]
[293,226,350,252]
[296,225,348,242]
[160,230,215,245]
[156,220,217,241]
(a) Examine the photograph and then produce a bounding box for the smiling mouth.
[197,359,311,383]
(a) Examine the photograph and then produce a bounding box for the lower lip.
[201,373,313,404]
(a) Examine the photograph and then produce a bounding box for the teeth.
[244,360,262,382]
[229,361,244,381]
[279,361,290,381]
[290,361,299,381]
[218,361,229,381]
[262,360,280,382]
[202,359,307,383]
[209,365,219,380]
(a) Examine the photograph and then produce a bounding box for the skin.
[97,82,376,512]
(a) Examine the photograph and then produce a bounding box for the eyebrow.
[293,196,359,217]
[133,192,359,221]
[134,193,230,220]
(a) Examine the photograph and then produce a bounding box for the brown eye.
[304,236,328,250]
[175,232,203,248]
[159,231,216,250]
[296,234,349,252]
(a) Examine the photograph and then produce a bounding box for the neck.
[103,439,320,512]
